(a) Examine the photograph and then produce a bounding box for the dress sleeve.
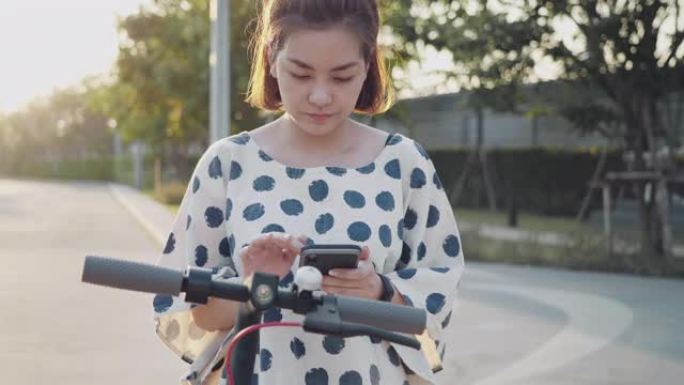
[384,139,465,382]
[152,139,240,384]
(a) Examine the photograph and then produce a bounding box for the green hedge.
[429,148,624,216]
[5,158,115,181]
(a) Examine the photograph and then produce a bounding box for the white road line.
[467,282,634,385]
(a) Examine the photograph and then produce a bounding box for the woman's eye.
[291,73,310,80]
[334,77,353,83]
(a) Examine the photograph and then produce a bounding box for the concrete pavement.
[0,179,184,384]
[2,178,683,384]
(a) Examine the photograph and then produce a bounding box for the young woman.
[153,1,465,384]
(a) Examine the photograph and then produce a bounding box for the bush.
[153,182,188,205]
[429,148,624,216]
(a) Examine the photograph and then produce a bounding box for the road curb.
[108,183,174,248]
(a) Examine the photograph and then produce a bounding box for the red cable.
[225,321,302,385]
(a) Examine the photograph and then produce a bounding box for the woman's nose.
[308,84,332,107]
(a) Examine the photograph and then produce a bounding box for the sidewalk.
[108,183,175,247]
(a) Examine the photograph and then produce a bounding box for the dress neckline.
[239,130,398,173]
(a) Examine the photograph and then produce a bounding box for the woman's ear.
[267,46,278,79]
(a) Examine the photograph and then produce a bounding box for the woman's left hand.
[321,246,383,300]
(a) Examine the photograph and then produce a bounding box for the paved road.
[2,178,683,384]
[0,179,184,384]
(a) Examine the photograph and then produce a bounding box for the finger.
[328,259,373,280]
[358,246,370,261]
[321,286,369,299]
[249,233,273,249]
[322,275,363,288]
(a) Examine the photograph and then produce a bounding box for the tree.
[387,0,684,259]
[383,1,545,213]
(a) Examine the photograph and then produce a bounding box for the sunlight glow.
[0,0,147,113]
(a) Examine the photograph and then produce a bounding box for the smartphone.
[299,244,361,275]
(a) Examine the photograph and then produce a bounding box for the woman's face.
[269,25,369,136]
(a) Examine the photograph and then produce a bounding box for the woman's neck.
[278,114,356,156]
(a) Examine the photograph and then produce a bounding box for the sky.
[0,0,467,115]
[0,0,147,113]
[0,1,568,115]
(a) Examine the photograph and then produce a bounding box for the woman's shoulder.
[382,131,431,165]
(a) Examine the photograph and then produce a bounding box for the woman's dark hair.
[245,0,394,115]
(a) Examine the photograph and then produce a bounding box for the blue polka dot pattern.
[290,337,305,359]
[208,156,223,179]
[397,219,404,240]
[153,294,173,312]
[163,233,175,254]
[229,161,242,180]
[263,307,283,322]
[426,292,446,314]
[205,206,223,228]
[262,224,285,233]
[441,311,453,328]
[427,205,440,228]
[243,203,265,221]
[195,245,208,266]
[369,335,381,344]
[443,235,461,257]
[387,134,403,145]
[225,199,233,221]
[322,335,345,355]
[343,190,365,208]
[260,348,273,371]
[228,234,235,256]
[378,225,392,247]
[219,236,231,257]
[410,168,426,189]
[192,176,200,193]
[356,162,375,174]
[398,242,412,269]
[431,267,450,273]
[433,171,443,189]
[403,208,418,230]
[347,222,371,242]
[417,242,427,261]
[414,141,430,159]
[309,180,329,202]
[229,133,250,145]
[397,268,417,279]
[387,346,401,366]
[286,167,306,179]
[384,159,401,179]
[375,191,394,212]
[315,213,334,234]
[254,175,276,191]
[305,368,328,385]
[326,167,347,176]
[259,150,273,161]
[281,199,304,216]
[186,215,192,230]
[339,371,362,385]
[370,364,380,385]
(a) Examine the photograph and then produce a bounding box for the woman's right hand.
[239,232,307,279]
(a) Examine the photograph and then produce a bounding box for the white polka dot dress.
[153,131,465,385]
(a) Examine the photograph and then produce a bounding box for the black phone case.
[299,244,361,275]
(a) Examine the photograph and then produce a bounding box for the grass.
[455,208,594,236]
[456,208,684,277]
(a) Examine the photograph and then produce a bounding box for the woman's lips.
[307,113,332,123]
